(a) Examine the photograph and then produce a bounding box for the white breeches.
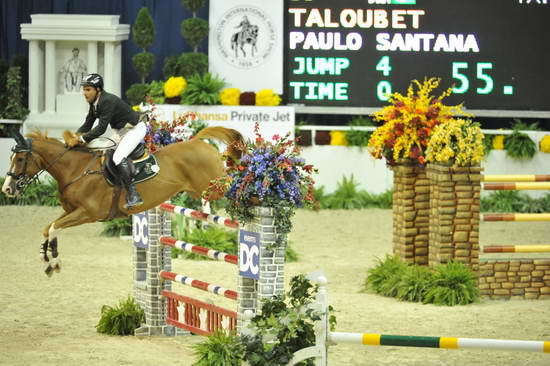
[112,121,147,165]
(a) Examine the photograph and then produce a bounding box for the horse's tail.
[194,126,244,160]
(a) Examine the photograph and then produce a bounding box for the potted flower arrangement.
[143,104,205,153]
[425,118,485,167]
[368,77,469,266]
[205,124,318,247]
[424,118,485,269]
[368,77,468,166]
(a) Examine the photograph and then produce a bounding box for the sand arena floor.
[1,206,549,366]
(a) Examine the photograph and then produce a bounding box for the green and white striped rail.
[329,332,550,353]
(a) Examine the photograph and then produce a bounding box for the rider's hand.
[66,134,86,148]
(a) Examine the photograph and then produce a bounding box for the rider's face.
[83,86,98,103]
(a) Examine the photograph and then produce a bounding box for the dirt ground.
[1,205,549,366]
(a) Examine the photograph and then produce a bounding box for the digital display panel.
[285,0,550,112]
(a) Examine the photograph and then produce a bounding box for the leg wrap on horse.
[40,239,49,262]
[48,238,61,273]
[49,237,58,258]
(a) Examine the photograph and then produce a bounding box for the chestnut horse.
[2,127,243,276]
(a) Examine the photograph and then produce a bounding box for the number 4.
[376,56,392,76]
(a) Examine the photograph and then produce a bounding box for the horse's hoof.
[44,264,54,277]
[51,258,62,273]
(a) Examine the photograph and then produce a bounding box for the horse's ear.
[12,130,26,147]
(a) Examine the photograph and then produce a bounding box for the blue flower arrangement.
[205,124,318,247]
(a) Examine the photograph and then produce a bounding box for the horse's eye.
[16,158,25,162]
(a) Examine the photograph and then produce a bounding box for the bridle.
[8,139,71,194]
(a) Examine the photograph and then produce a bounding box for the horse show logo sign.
[214,5,277,69]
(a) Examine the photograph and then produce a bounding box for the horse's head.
[2,131,41,197]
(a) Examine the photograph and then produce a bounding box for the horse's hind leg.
[41,208,93,277]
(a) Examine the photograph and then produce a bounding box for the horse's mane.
[25,130,63,145]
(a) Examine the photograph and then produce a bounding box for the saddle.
[101,143,160,187]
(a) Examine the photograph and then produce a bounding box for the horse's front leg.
[41,208,93,277]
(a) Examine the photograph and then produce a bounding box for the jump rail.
[482,174,550,182]
[159,203,239,229]
[483,182,550,191]
[482,213,550,222]
[483,245,550,253]
[159,270,238,300]
[159,236,238,265]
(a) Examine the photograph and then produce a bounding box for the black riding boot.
[117,157,143,209]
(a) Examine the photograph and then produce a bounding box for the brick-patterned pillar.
[427,163,482,270]
[134,207,181,336]
[133,205,286,335]
[392,160,430,265]
[479,259,550,300]
[237,206,286,332]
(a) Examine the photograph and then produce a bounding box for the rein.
[11,140,98,195]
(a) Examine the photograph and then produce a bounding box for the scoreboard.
[285,0,550,113]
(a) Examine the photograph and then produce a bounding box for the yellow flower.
[256,89,281,106]
[164,76,187,98]
[330,131,348,146]
[492,135,505,150]
[220,88,241,105]
[540,135,550,153]
[425,118,484,167]
[368,77,469,165]
[132,105,140,112]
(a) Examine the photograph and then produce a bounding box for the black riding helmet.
[80,73,104,90]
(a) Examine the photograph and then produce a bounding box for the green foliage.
[181,18,209,52]
[365,257,479,306]
[422,262,479,306]
[504,130,537,160]
[192,275,332,366]
[182,0,207,13]
[162,55,180,78]
[503,119,538,160]
[359,189,393,209]
[101,217,132,237]
[396,265,433,302]
[148,80,165,104]
[243,275,335,366]
[364,255,408,297]
[132,52,155,84]
[163,53,209,79]
[321,175,364,209]
[126,83,150,105]
[345,116,375,149]
[132,7,155,51]
[192,331,245,366]
[481,190,550,213]
[2,67,28,120]
[315,176,393,209]
[0,58,9,114]
[96,296,144,335]
[175,225,237,260]
[0,177,60,206]
[482,134,493,157]
[179,52,208,78]
[510,118,540,131]
[182,73,225,105]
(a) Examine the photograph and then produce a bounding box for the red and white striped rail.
[160,270,238,300]
[159,236,238,265]
[159,203,239,229]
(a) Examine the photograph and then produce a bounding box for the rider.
[69,73,145,209]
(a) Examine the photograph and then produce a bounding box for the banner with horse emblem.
[209,0,284,94]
